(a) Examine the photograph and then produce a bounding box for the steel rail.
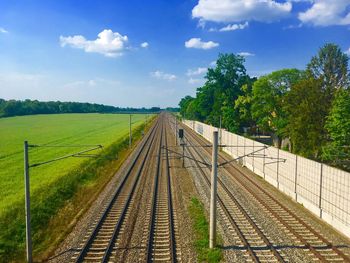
[100,118,161,262]
[164,123,177,263]
[146,119,163,262]
[183,129,285,262]
[75,118,159,262]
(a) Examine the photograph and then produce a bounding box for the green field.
[0,113,153,260]
[0,113,149,213]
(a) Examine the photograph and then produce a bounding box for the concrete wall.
[183,119,350,238]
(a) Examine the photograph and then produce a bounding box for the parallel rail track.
[183,126,284,262]
[72,118,160,262]
[71,114,179,263]
[182,121,350,262]
[145,121,177,262]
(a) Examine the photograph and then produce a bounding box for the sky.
[0,0,350,108]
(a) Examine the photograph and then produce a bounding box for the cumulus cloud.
[298,0,350,26]
[238,52,255,57]
[185,38,219,50]
[192,0,292,23]
[60,29,129,57]
[141,42,149,48]
[186,67,207,76]
[219,22,249,31]
[150,70,177,81]
[0,27,8,33]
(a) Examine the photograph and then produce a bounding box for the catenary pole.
[24,141,32,263]
[210,131,218,248]
[175,117,178,146]
[129,114,132,148]
[219,115,222,150]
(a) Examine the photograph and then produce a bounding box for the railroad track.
[71,118,160,262]
[181,121,350,262]
[182,125,285,262]
[144,122,177,262]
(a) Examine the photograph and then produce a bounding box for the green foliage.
[307,43,349,106]
[0,98,160,118]
[307,43,349,89]
[234,83,255,128]
[179,43,350,171]
[250,69,304,137]
[188,197,222,263]
[179,96,194,117]
[284,78,327,158]
[178,53,252,133]
[322,89,350,169]
[0,113,151,261]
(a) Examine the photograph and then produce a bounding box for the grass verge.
[188,197,222,263]
[0,117,155,263]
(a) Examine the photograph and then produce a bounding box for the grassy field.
[0,113,153,261]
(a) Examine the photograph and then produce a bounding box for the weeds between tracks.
[188,197,222,263]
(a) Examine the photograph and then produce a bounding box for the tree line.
[0,99,161,118]
[179,43,350,171]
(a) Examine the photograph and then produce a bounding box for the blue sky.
[0,0,350,108]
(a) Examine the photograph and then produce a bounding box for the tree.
[284,78,327,158]
[322,89,350,169]
[205,53,250,131]
[194,83,215,122]
[250,69,304,141]
[0,98,157,117]
[234,78,257,131]
[307,43,349,108]
[178,96,194,118]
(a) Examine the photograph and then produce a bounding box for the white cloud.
[60,29,129,57]
[219,22,249,31]
[141,42,149,48]
[298,0,350,26]
[150,70,177,81]
[0,27,8,33]
[186,67,207,76]
[238,52,255,57]
[62,78,120,89]
[192,0,292,23]
[345,48,350,55]
[185,38,219,50]
[209,61,217,67]
[188,78,203,84]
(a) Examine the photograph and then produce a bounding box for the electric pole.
[24,141,32,263]
[209,131,218,248]
[129,114,132,148]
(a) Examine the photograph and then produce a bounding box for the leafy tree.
[179,96,194,118]
[284,78,327,158]
[205,53,250,131]
[194,83,215,122]
[322,89,350,169]
[234,79,256,130]
[307,43,349,107]
[178,53,251,132]
[250,69,304,141]
[185,99,202,120]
